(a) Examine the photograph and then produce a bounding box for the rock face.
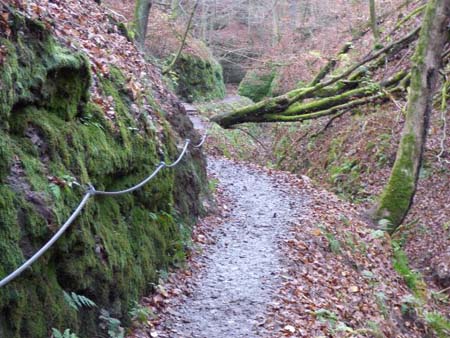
[220,55,247,84]
[170,52,226,103]
[0,10,207,338]
[238,68,277,102]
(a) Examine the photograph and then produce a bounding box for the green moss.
[168,52,226,103]
[0,12,205,338]
[269,71,284,97]
[238,69,276,102]
[0,134,13,181]
[195,96,254,118]
[375,133,416,230]
[0,13,90,126]
[117,22,135,42]
[391,239,427,300]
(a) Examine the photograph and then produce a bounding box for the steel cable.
[0,192,92,288]
[0,128,209,288]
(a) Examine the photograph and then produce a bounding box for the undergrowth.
[391,231,450,337]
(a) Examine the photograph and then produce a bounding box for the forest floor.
[128,110,432,338]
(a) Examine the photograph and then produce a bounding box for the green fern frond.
[51,328,79,338]
[63,291,96,311]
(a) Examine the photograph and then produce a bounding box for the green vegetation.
[392,240,424,296]
[129,301,155,325]
[196,96,254,118]
[0,11,205,338]
[238,68,277,102]
[329,158,363,201]
[51,328,79,338]
[424,311,450,338]
[63,291,96,311]
[391,238,450,338]
[99,309,125,338]
[168,52,226,102]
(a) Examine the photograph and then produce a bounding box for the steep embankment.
[0,1,207,337]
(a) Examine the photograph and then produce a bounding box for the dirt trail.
[156,156,307,337]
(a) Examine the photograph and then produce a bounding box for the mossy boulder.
[238,68,277,102]
[167,52,226,103]
[0,11,207,338]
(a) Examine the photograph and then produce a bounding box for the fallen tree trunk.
[212,69,408,127]
[308,42,353,87]
[211,26,420,128]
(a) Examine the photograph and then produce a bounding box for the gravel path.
[158,157,305,337]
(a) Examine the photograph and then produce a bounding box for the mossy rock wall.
[169,52,226,103]
[238,68,277,102]
[0,12,207,338]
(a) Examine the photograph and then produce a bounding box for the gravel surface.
[157,157,306,337]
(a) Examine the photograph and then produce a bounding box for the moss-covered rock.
[238,68,277,102]
[167,52,226,103]
[0,11,206,338]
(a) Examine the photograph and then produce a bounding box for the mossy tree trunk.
[211,24,421,128]
[133,0,152,49]
[372,0,450,232]
[369,0,380,47]
[171,0,181,19]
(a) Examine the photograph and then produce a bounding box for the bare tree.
[163,0,200,75]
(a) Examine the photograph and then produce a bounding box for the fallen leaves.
[10,0,183,134]
[258,170,428,337]
[128,173,232,338]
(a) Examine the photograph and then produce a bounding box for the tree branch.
[162,0,199,75]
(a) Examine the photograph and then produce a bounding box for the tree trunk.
[201,1,208,42]
[171,0,180,19]
[211,24,420,129]
[369,0,380,46]
[134,0,152,49]
[162,1,200,75]
[272,0,281,47]
[371,0,450,232]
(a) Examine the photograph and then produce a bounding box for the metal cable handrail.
[0,131,208,288]
[0,193,93,288]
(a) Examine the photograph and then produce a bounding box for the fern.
[63,291,96,311]
[99,309,125,338]
[51,328,79,338]
[129,301,155,324]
